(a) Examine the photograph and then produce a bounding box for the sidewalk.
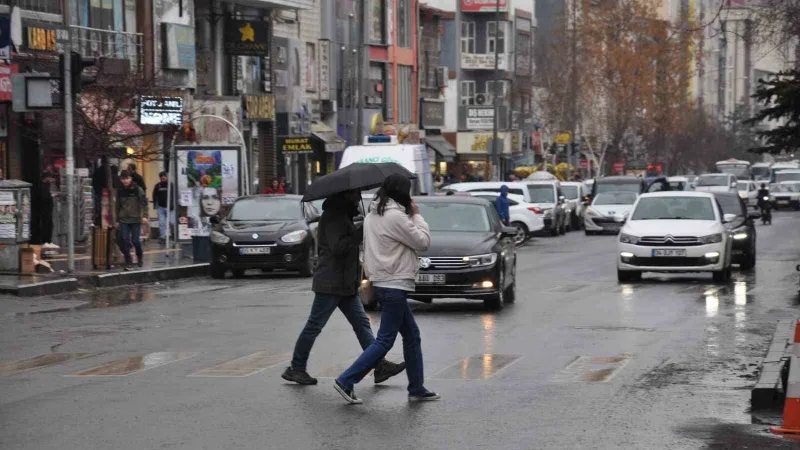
[0,241,209,296]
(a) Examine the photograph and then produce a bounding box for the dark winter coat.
[117,184,148,224]
[311,195,363,296]
[152,181,173,210]
[131,172,146,195]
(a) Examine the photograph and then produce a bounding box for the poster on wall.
[175,145,241,240]
[0,190,17,240]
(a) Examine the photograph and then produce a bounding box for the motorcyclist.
[757,183,770,209]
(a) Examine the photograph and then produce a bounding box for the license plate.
[778,200,789,205]
[239,247,271,255]
[605,223,622,230]
[416,273,445,284]
[652,249,686,257]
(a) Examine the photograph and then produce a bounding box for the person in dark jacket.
[496,185,511,225]
[282,190,405,386]
[36,172,57,247]
[116,170,148,270]
[152,172,174,242]
[127,162,146,195]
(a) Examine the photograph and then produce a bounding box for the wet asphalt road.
[1,212,800,449]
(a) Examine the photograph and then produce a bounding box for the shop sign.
[511,132,521,153]
[420,100,445,129]
[163,24,196,70]
[277,136,314,154]
[242,95,275,121]
[466,107,495,130]
[613,162,625,173]
[139,96,184,125]
[555,132,571,145]
[22,25,68,53]
[461,53,507,70]
[461,0,507,12]
[225,20,270,56]
[318,40,331,100]
[0,63,17,102]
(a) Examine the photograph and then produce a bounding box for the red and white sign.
[531,130,542,154]
[0,63,18,102]
[580,159,589,170]
[461,0,507,12]
[612,162,625,174]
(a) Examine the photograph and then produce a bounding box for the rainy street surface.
[1,212,799,449]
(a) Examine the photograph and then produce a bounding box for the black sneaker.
[373,360,406,384]
[281,367,318,385]
[123,264,133,271]
[334,380,363,404]
[137,260,144,268]
[409,391,441,402]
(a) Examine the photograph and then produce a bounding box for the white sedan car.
[469,192,545,244]
[617,191,735,283]
[584,191,638,235]
[771,181,800,210]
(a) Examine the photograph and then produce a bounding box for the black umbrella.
[301,162,416,202]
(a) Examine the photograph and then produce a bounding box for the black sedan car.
[209,195,317,279]
[714,191,759,270]
[405,196,517,310]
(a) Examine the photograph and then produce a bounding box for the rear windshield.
[561,185,580,199]
[527,185,555,203]
[697,175,729,186]
[631,196,716,221]
[596,181,642,194]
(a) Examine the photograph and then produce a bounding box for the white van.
[339,143,434,195]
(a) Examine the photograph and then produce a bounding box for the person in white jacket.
[334,174,440,404]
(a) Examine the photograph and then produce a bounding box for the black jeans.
[119,222,143,264]
[290,294,375,371]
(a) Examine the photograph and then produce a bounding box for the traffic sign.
[554,132,571,145]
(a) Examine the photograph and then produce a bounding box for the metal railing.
[0,0,62,15]
[70,25,143,73]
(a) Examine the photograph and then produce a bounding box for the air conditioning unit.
[475,93,488,105]
[436,67,448,87]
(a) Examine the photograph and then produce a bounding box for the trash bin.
[192,235,211,263]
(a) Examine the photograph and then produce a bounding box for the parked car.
[738,180,759,209]
[584,191,639,235]
[713,192,759,270]
[446,181,568,236]
[617,191,735,283]
[209,195,317,279]
[469,192,545,244]
[668,176,693,191]
[770,181,800,210]
[363,196,518,310]
[560,181,587,229]
[590,176,647,200]
[694,173,738,193]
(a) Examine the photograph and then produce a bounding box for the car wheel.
[210,263,226,279]
[617,269,641,282]
[232,269,246,278]
[571,213,582,230]
[484,268,505,310]
[511,222,528,245]
[299,245,315,277]
[793,201,800,211]
[550,224,559,236]
[504,262,516,304]
[740,240,756,270]
[712,265,732,283]
[559,219,566,235]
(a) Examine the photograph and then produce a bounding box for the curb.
[89,263,209,288]
[752,320,793,410]
[0,278,79,298]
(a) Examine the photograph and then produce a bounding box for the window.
[460,81,476,105]
[398,0,411,47]
[398,65,413,123]
[485,80,507,101]
[487,22,506,53]
[461,22,475,53]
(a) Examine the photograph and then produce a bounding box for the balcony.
[461,52,510,71]
[70,26,143,74]
[0,0,62,15]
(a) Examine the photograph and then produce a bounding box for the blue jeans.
[337,287,426,396]
[119,222,143,265]
[291,294,376,371]
[157,207,174,239]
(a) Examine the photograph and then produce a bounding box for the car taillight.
[528,207,543,214]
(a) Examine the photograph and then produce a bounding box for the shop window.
[461,22,475,54]
[460,81,475,105]
[487,22,506,54]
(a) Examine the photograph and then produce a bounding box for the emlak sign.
[461,0,507,13]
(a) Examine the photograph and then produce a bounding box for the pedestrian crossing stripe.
[68,352,197,376]
[189,352,290,377]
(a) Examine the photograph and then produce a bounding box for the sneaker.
[373,360,406,384]
[409,391,441,402]
[137,260,144,268]
[281,367,318,385]
[334,380,363,404]
[123,264,133,271]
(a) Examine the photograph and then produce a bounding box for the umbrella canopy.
[301,162,416,202]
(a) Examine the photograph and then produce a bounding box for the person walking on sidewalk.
[282,190,406,386]
[334,175,439,404]
[152,172,174,243]
[116,171,148,270]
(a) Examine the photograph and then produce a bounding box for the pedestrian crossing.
[0,350,633,382]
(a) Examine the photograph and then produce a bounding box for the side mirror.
[731,182,738,188]
[303,203,322,223]
[723,213,737,223]
[500,226,517,239]
[747,210,761,219]
[210,215,221,225]
[559,195,566,204]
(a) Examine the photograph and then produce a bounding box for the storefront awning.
[426,135,456,162]
[311,122,346,152]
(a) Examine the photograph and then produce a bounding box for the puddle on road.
[553,353,632,383]
[571,326,656,332]
[190,351,290,377]
[0,353,100,376]
[546,284,588,293]
[431,354,521,380]
[69,352,196,376]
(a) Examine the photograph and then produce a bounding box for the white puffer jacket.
[363,199,431,283]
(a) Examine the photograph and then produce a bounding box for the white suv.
[617,192,734,283]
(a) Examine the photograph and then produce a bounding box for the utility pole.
[491,0,501,181]
[355,0,365,141]
[567,0,578,182]
[63,24,75,272]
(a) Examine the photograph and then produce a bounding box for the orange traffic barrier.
[794,320,800,357]
[772,324,800,437]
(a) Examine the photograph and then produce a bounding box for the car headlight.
[462,253,498,267]
[738,192,746,199]
[619,233,640,244]
[698,233,723,244]
[210,231,230,245]
[281,230,309,243]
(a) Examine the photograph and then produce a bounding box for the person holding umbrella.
[283,173,409,385]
